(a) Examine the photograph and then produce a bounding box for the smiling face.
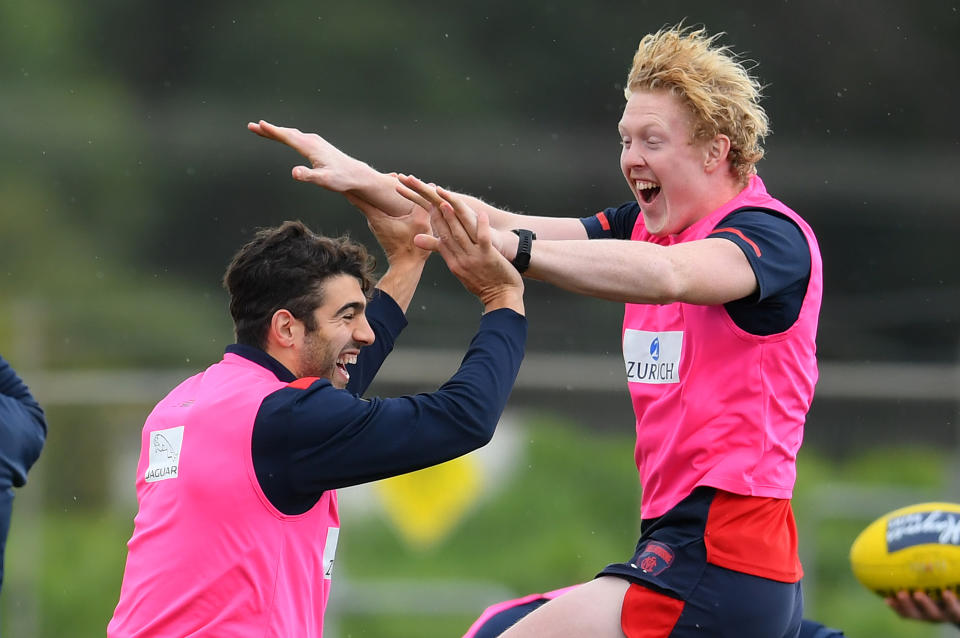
[295,274,374,388]
[618,90,736,236]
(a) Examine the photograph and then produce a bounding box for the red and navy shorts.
[464,488,824,638]
[598,486,804,638]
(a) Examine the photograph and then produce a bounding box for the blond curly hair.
[625,24,769,184]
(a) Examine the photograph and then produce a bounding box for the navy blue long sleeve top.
[242,289,527,515]
[0,356,47,490]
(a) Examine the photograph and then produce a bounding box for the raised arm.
[398,174,756,306]
[248,120,586,240]
[519,236,757,305]
[446,192,587,240]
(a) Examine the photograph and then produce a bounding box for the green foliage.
[838,447,949,488]
[341,414,639,595]
[3,510,130,637]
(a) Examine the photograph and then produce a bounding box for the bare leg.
[500,576,629,638]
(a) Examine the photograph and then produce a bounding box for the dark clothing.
[582,204,811,335]
[0,355,47,594]
[469,594,843,638]
[247,289,528,515]
[595,487,801,636]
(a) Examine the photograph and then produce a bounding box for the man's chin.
[331,369,350,389]
[641,212,667,236]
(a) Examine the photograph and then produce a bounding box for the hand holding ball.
[849,502,960,599]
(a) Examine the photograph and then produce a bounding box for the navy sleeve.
[0,356,47,489]
[253,308,527,514]
[344,288,407,397]
[709,210,811,335]
[580,202,640,240]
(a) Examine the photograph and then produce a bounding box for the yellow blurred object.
[375,455,483,549]
[849,502,960,597]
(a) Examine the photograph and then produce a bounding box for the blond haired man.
[252,23,827,638]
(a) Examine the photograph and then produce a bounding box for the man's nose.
[624,145,646,167]
[355,317,375,345]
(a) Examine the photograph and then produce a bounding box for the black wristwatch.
[510,229,536,273]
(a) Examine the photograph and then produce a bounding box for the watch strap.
[510,229,536,273]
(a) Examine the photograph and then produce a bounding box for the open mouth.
[636,180,661,205]
[335,353,357,381]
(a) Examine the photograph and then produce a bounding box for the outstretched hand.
[408,186,523,314]
[886,589,960,624]
[247,120,367,191]
[396,174,513,261]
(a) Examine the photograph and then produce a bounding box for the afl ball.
[849,502,960,598]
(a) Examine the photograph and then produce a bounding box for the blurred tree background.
[1,0,958,636]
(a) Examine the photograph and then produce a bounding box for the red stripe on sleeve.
[710,227,762,257]
[596,212,611,231]
[287,377,320,390]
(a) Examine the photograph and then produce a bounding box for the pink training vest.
[624,175,823,519]
[108,353,339,638]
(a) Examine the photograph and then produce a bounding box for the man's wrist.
[480,285,525,316]
[341,160,381,193]
[383,253,429,276]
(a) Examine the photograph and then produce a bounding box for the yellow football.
[849,502,960,598]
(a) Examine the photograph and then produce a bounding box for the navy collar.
[225,344,297,383]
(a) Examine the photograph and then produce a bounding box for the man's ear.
[267,309,299,349]
[704,134,731,173]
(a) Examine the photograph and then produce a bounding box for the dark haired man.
[108,197,525,637]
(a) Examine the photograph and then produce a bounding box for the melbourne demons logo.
[634,541,675,576]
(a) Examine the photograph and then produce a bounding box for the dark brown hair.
[223,220,375,348]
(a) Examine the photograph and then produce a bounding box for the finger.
[892,590,922,619]
[474,207,492,249]
[430,203,456,246]
[942,589,960,622]
[437,201,475,254]
[247,119,287,141]
[292,165,326,183]
[427,213,460,268]
[395,181,435,212]
[252,120,319,159]
[247,120,279,138]
[398,174,446,209]
[435,186,479,243]
[912,591,946,621]
[413,233,440,252]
